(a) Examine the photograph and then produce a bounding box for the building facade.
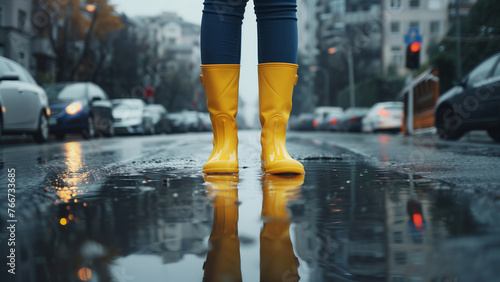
[0,0,33,69]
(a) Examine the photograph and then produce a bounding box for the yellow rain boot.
[260,174,304,282]
[201,65,240,174]
[258,63,305,174]
[203,174,242,282]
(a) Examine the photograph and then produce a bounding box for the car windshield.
[45,84,87,101]
[346,108,369,115]
[384,105,403,113]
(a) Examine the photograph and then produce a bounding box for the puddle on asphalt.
[4,157,500,282]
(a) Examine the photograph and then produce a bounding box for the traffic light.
[406,41,421,69]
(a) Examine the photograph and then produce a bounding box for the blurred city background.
[0,0,498,142]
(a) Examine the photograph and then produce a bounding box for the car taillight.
[378,109,389,116]
[313,120,319,127]
[329,118,338,125]
[349,117,359,122]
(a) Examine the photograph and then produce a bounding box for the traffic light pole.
[347,49,356,108]
[407,71,414,134]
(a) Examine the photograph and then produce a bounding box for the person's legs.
[200,0,249,173]
[201,0,249,64]
[254,0,298,64]
[254,0,304,174]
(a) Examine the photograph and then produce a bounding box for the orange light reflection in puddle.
[53,142,89,203]
[77,267,92,281]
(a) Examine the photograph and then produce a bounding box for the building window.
[409,0,420,9]
[18,10,26,30]
[428,0,442,10]
[409,21,419,30]
[394,251,407,265]
[430,21,440,35]
[393,231,403,243]
[390,46,403,66]
[390,0,402,9]
[391,21,400,34]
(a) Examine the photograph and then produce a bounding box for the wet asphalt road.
[0,130,500,282]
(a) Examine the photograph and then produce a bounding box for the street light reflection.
[53,142,87,203]
[77,267,92,281]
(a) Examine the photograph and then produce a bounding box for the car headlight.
[66,102,83,115]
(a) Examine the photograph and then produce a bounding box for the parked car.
[145,104,171,134]
[322,111,345,131]
[313,107,343,131]
[112,99,153,135]
[362,102,404,133]
[198,112,212,131]
[0,56,50,143]
[435,52,500,142]
[167,112,188,133]
[45,82,114,140]
[183,111,202,132]
[339,107,370,132]
[289,113,315,131]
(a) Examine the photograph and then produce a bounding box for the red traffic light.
[410,42,421,53]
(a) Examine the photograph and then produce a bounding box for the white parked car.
[112,99,154,135]
[362,102,404,133]
[0,56,50,143]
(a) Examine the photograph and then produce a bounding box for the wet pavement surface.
[1,131,500,282]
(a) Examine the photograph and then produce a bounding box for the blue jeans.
[201,0,298,64]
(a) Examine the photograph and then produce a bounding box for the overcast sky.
[111,0,204,24]
[112,0,260,126]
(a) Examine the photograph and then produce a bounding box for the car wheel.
[487,128,500,142]
[82,116,95,139]
[436,107,464,140]
[55,133,66,141]
[33,113,49,143]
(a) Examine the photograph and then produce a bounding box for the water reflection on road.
[7,152,500,282]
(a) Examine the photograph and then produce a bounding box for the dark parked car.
[45,82,114,140]
[435,52,500,142]
[339,107,370,132]
[289,113,315,131]
[145,104,171,134]
[313,107,343,131]
[167,112,188,133]
[0,56,50,143]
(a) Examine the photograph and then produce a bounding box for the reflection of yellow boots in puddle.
[203,175,242,282]
[261,175,304,282]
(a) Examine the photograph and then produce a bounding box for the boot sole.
[261,165,305,175]
[202,168,239,174]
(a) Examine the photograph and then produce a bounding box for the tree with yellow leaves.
[34,0,124,81]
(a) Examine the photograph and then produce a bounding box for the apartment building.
[0,0,33,68]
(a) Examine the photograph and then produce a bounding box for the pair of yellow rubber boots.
[200,63,304,174]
